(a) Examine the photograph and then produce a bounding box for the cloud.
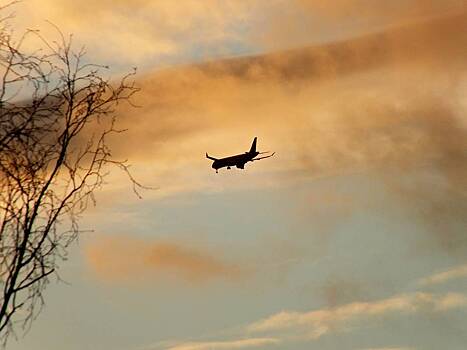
[320,278,365,308]
[254,0,464,50]
[163,338,279,350]
[292,0,459,20]
[12,0,464,69]
[24,10,465,255]
[434,293,467,311]
[158,291,467,349]
[247,292,467,339]
[112,9,466,170]
[417,264,467,286]
[13,0,257,67]
[361,348,415,350]
[84,234,243,284]
[30,9,465,201]
[86,11,467,254]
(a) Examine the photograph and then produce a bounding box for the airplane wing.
[251,152,275,161]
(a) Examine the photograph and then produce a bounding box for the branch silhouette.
[0,5,142,346]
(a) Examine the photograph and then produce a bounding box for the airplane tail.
[206,152,218,161]
[249,137,257,154]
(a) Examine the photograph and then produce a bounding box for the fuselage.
[212,151,259,170]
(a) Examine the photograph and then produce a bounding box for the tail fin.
[249,137,257,153]
[206,152,217,161]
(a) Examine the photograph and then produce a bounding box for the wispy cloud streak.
[417,264,467,286]
[155,291,467,350]
[248,292,467,339]
[163,337,279,350]
[361,348,415,350]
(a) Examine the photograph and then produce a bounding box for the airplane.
[206,137,275,173]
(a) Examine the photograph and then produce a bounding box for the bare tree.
[0,4,140,345]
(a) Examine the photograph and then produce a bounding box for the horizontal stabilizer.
[251,152,275,161]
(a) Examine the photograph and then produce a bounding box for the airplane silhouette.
[206,137,275,173]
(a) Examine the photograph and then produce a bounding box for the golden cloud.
[12,0,464,67]
[294,0,460,19]
[22,9,464,258]
[254,0,464,50]
[13,0,257,64]
[112,10,466,164]
[85,11,467,252]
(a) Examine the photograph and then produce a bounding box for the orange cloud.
[107,10,466,229]
[84,234,243,284]
[295,0,460,19]
[72,11,466,254]
[13,0,464,67]
[112,10,466,162]
[256,0,464,50]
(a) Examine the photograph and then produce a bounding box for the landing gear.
[227,166,231,170]
[216,169,218,173]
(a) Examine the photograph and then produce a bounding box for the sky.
[6,1,467,350]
